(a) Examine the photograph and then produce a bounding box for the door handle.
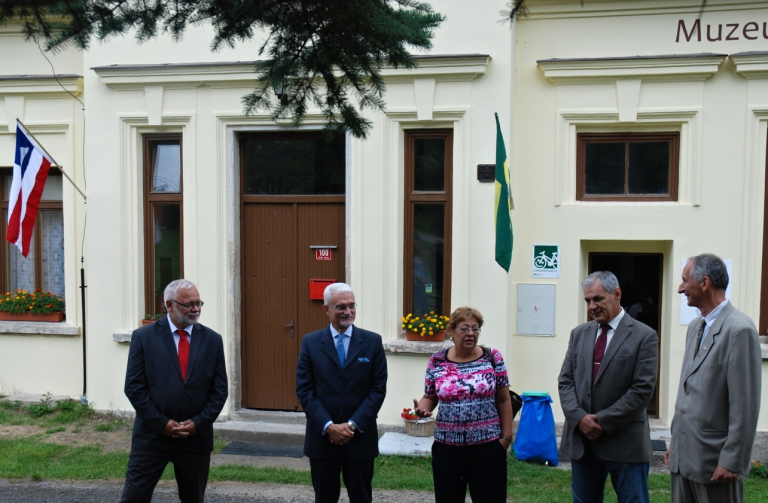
[283,319,294,338]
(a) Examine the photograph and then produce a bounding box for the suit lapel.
[592,314,633,385]
[186,324,203,380]
[580,322,598,380]
[685,303,733,378]
[346,326,364,364]
[158,318,183,380]
[321,327,343,368]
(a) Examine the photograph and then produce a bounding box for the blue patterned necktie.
[336,334,346,367]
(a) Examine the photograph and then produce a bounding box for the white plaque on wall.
[517,284,556,336]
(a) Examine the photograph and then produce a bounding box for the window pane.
[585,143,625,195]
[412,204,444,316]
[8,233,35,293]
[152,144,181,193]
[41,210,65,298]
[414,138,445,192]
[152,203,181,312]
[628,142,669,194]
[242,134,345,195]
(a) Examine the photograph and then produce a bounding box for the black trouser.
[431,440,507,503]
[120,446,211,503]
[309,446,375,503]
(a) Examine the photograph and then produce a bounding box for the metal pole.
[80,259,87,405]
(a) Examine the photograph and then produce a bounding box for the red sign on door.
[316,248,332,261]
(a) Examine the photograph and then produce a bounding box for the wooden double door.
[240,132,346,410]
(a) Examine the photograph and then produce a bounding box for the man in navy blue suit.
[296,282,388,503]
[120,279,228,503]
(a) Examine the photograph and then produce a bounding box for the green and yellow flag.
[494,113,513,272]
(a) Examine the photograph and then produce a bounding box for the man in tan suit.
[666,253,761,503]
[559,271,658,503]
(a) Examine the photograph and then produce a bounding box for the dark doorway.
[588,253,662,417]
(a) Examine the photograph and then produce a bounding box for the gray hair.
[688,253,729,291]
[582,271,620,294]
[164,279,197,302]
[323,282,354,306]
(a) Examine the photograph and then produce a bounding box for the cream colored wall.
[514,0,768,429]
[0,29,84,398]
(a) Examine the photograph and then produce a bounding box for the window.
[143,135,183,316]
[0,172,64,297]
[577,132,679,201]
[404,130,452,317]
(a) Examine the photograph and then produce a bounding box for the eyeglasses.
[334,303,356,312]
[170,299,204,309]
[456,326,481,334]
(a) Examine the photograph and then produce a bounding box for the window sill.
[762,344,768,361]
[383,339,453,355]
[0,321,79,336]
[114,331,134,343]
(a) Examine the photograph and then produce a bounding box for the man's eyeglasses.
[456,326,481,334]
[334,303,356,312]
[170,299,205,309]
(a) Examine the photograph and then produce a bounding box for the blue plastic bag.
[513,394,559,466]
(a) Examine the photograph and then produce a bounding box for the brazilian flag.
[494,113,513,272]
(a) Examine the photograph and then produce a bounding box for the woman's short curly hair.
[447,306,484,331]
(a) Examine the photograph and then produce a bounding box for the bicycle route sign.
[531,244,560,278]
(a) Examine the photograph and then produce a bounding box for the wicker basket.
[403,419,436,437]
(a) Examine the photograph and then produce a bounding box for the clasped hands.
[163,419,197,438]
[327,423,355,445]
[578,414,604,440]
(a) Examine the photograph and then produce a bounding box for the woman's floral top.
[424,347,509,446]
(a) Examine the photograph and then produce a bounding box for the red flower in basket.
[401,408,419,421]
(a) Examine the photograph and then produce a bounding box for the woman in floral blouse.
[413,306,514,502]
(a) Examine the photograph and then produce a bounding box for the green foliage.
[0,0,445,139]
[0,289,64,314]
[25,392,55,418]
[0,437,129,479]
[750,460,768,479]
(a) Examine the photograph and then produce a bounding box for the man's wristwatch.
[347,421,359,432]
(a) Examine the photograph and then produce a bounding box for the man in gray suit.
[666,253,761,503]
[559,271,659,503]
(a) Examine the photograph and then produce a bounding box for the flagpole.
[16,120,87,201]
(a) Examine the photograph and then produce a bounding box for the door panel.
[242,204,297,410]
[242,201,345,410]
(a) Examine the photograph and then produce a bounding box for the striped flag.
[7,124,53,258]
[494,113,513,272]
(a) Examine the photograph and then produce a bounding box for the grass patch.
[0,436,129,479]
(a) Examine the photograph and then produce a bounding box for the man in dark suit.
[121,279,228,503]
[559,271,659,503]
[666,254,761,503]
[296,282,387,503]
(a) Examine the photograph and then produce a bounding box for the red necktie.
[177,329,189,381]
[592,324,609,383]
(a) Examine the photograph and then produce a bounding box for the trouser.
[670,472,744,503]
[571,437,649,503]
[120,445,211,503]
[431,440,507,503]
[309,447,375,503]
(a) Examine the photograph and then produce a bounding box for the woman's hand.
[412,397,434,418]
[499,437,511,450]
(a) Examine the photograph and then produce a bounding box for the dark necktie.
[694,319,706,357]
[593,324,610,382]
[336,334,346,368]
[177,329,189,380]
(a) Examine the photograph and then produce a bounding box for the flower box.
[0,311,64,322]
[405,330,446,342]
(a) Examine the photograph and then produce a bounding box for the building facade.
[1,0,767,432]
